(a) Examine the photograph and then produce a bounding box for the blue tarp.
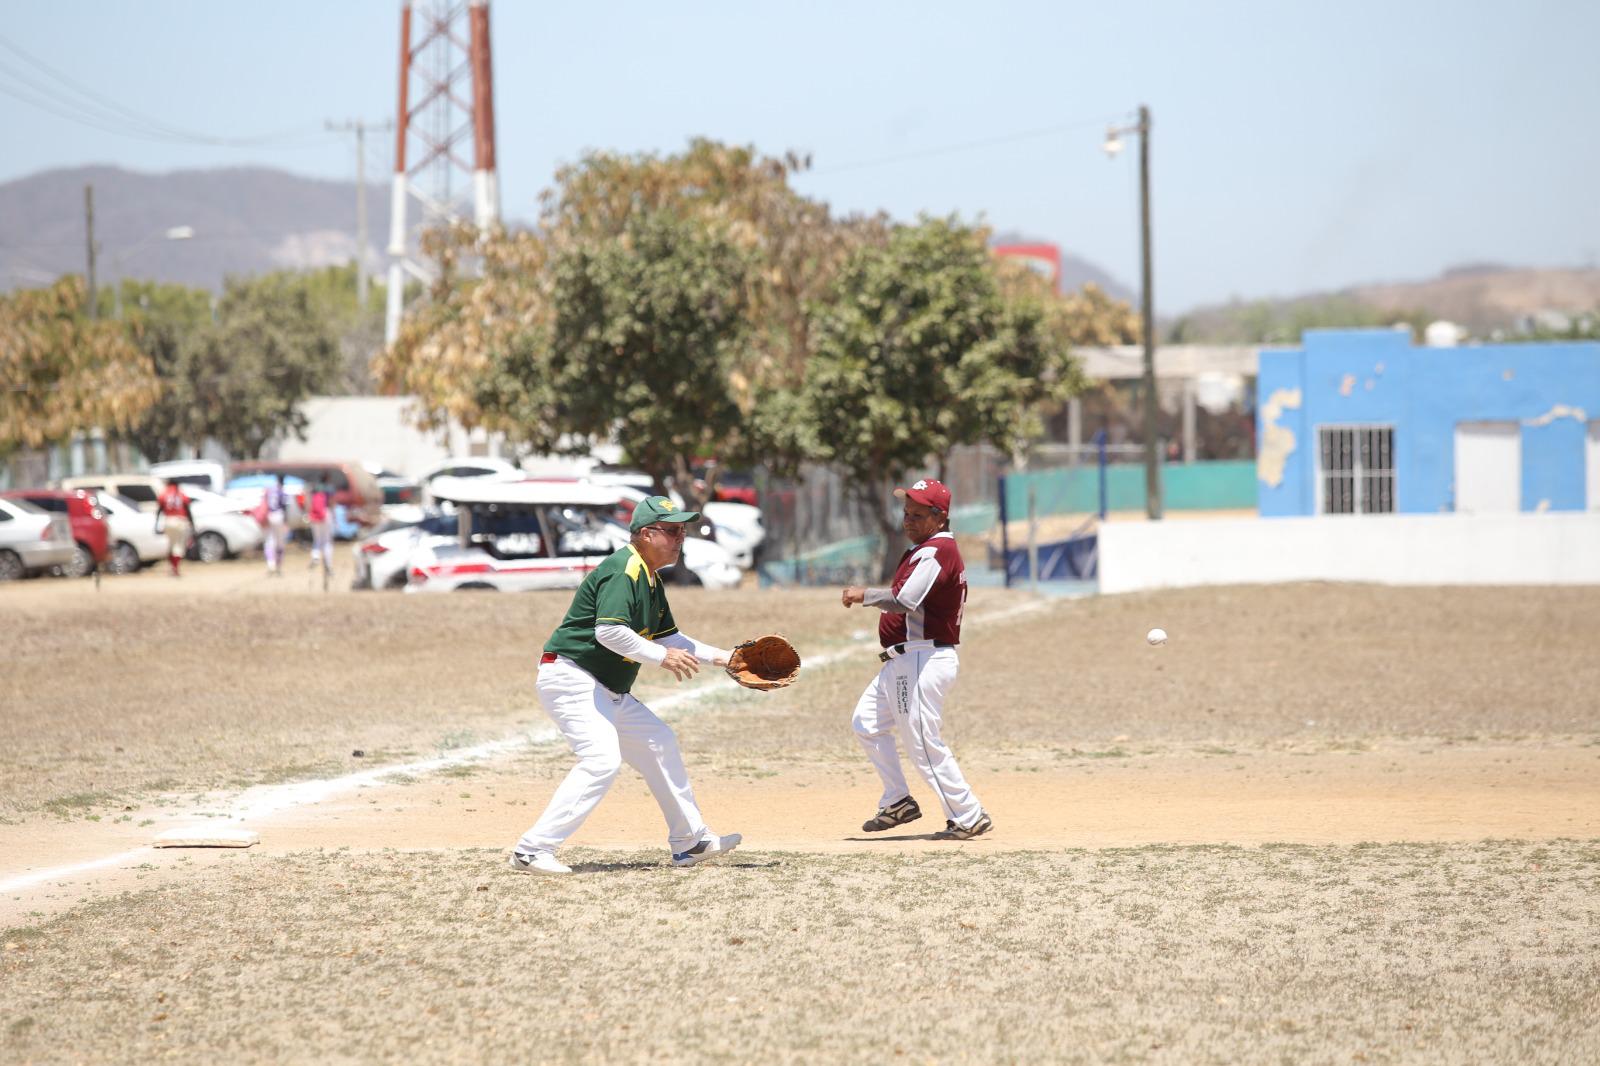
[992,532,1098,581]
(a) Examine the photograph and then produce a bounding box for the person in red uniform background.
[155,481,196,578]
[841,478,992,841]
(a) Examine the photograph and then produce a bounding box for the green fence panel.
[949,502,999,535]
[1164,460,1258,509]
[1004,460,1257,516]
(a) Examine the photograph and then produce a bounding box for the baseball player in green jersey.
[509,496,741,875]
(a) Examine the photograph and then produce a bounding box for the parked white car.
[173,485,266,562]
[404,478,741,593]
[416,456,525,504]
[94,492,168,574]
[58,476,263,563]
[600,483,766,569]
[351,512,457,590]
[0,496,75,580]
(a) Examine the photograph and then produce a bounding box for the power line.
[0,33,334,148]
[801,114,1125,176]
[1,229,369,254]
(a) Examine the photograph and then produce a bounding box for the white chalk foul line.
[1,598,1052,896]
[1,848,155,894]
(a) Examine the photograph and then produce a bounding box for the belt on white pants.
[879,640,956,663]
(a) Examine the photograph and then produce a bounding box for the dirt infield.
[2,560,1598,1062]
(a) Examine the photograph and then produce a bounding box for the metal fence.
[754,444,1011,586]
[754,447,1260,588]
[754,464,892,586]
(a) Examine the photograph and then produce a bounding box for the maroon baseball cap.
[894,478,952,512]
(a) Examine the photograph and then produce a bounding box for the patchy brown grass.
[4,576,1599,817]
[0,567,852,815]
[4,570,1600,1062]
[3,842,1597,1064]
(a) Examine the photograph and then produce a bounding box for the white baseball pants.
[308,519,334,567]
[264,513,289,571]
[518,656,711,856]
[851,646,984,830]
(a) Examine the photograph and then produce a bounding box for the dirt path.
[5,741,1596,927]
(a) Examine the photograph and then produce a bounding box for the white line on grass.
[1,598,1052,895]
[0,848,154,894]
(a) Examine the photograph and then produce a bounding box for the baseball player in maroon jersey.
[841,478,992,840]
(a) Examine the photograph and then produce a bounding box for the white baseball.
[1146,627,1168,646]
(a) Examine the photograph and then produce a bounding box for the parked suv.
[1,489,111,577]
[229,459,384,530]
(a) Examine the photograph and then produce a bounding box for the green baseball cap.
[629,495,700,532]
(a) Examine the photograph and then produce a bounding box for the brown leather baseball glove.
[725,634,801,690]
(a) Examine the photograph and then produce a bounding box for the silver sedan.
[0,496,76,579]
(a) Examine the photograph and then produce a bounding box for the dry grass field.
[3,556,1598,1063]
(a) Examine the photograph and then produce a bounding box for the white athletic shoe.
[508,850,571,876]
[671,832,742,868]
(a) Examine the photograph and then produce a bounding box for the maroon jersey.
[877,532,967,647]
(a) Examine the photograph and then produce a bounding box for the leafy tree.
[186,273,343,458]
[120,272,341,461]
[543,139,886,395]
[993,260,1141,348]
[377,221,554,440]
[796,216,1082,568]
[291,263,388,393]
[378,140,885,499]
[117,279,214,462]
[485,210,751,497]
[0,277,159,456]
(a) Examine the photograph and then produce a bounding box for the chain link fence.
[755,444,1010,586]
[754,444,1258,588]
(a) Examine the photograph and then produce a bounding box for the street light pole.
[1136,105,1160,520]
[1104,105,1161,520]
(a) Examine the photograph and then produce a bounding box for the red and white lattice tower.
[384,0,499,344]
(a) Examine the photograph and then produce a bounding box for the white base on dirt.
[152,826,260,848]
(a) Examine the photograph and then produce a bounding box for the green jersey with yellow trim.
[543,544,677,694]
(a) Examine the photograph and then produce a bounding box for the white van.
[60,474,165,513]
[147,460,228,494]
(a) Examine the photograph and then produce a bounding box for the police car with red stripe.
[403,478,741,593]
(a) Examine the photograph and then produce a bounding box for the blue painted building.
[1257,329,1600,516]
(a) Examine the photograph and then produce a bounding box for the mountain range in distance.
[3,164,1596,338]
[0,165,386,293]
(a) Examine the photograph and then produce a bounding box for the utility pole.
[326,118,394,311]
[1137,104,1160,520]
[1103,105,1161,520]
[84,184,98,321]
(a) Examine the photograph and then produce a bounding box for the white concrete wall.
[1099,513,1600,592]
[274,398,625,481]
[273,397,504,479]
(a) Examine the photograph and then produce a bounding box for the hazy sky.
[2,1,1596,311]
